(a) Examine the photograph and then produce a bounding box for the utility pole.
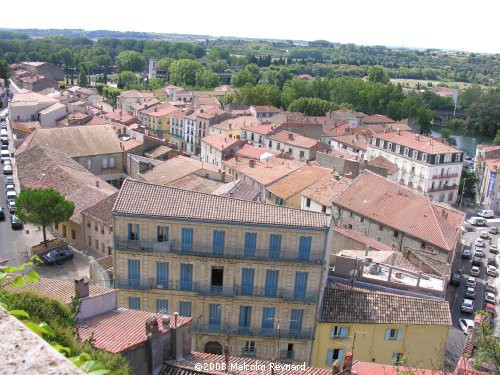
[332,331,367,360]
[266,316,298,362]
[460,177,466,209]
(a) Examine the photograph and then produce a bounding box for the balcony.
[428,184,458,192]
[115,278,197,292]
[241,348,257,357]
[432,173,459,179]
[234,286,318,303]
[192,324,312,340]
[280,350,295,361]
[114,239,323,265]
[115,278,152,290]
[197,285,236,297]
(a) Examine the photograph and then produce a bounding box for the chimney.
[161,315,170,330]
[288,132,294,141]
[343,353,354,373]
[397,128,400,135]
[95,180,100,188]
[171,312,185,361]
[74,277,89,299]
[429,139,433,146]
[249,159,255,167]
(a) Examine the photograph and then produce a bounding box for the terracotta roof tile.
[268,130,318,149]
[267,166,331,200]
[351,362,446,375]
[374,131,460,154]
[367,155,399,175]
[363,114,396,124]
[301,174,352,207]
[201,135,241,150]
[82,192,118,227]
[320,287,451,325]
[140,156,217,185]
[332,171,465,251]
[114,179,329,229]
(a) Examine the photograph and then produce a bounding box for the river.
[430,126,491,157]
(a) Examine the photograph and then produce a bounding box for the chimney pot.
[95,180,100,188]
[74,277,89,299]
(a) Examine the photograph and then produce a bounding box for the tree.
[168,59,204,87]
[367,65,390,84]
[0,59,11,87]
[195,68,220,88]
[77,67,87,87]
[15,188,75,247]
[494,130,500,146]
[473,312,500,371]
[288,97,337,116]
[458,168,478,200]
[448,118,466,129]
[115,50,146,73]
[117,70,138,89]
[232,70,257,87]
[156,57,173,73]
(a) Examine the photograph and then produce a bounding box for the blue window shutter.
[331,326,336,338]
[128,296,140,310]
[179,301,192,317]
[127,223,132,240]
[239,306,246,328]
[262,307,275,331]
[299,236,312,261]
[164,226,169,241]
[241,268,255,295]
[212,230,225,255]
[135,224,139,241]
[209,304,222,328]
[180,264,193,290]
[340,326,349,338]
[397,328,403,341]
[182,228,193,252]
[326,349,333,366]
[156,262,168,287]
[265,270,279,296]
[269,234,282,259]
[156,299,168,313]
[338,349,344,360]
[290,309,303,332]
[385,328,391,341]
[294,272,308,299]
[244,233,257,257]
[239,306,252,328]
[127,259,140,286]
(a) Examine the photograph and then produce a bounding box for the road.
[0,116,28,266]
[444,214,500,367]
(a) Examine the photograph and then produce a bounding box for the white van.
[468,217,487,226]
[478,210,494,218]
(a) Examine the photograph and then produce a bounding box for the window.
[156,299,168,313]
[299,236,312,261]
[380,140,384,149]
[275,197,284,205]
[86,159,92,170]
[290,309,303,334]
[268,140,272,147]
[107,246,112,255]
[392,353,403,365]
[179,301,192,317]
[331,326,349,338]
[209,304,222,330]
[128,297,140,310]
[101,243,105,253]
[269,234,282,259]
[241,268,255,295]
[180,264,193,291]
[385,328,403,341]
[377,236,382,242]
[62,225,66,237]
[293,272,308,299]
[412,150,418,159]
[359,217,365,223]
[86,221,90,228]
[157,226,169,242]
[243,341,256,355]
[349,212,353,218]
[261,307,275,333]
[212,230,225,255]
[95,239,99,250]
[421,242,427,249]
[306,198,311,207]
[239,306,252,331]
[95,223,98,231]
[127,259,140,287]
[347,224,353,229]
[102,158,108,169]
[210,267,223,292]
[379,224,384,231]
[181,228,193,251]
[322,205,327,213]
[244,233,257,258]
[299,150,305,159]
[156,262,169,288]
[71,230,76,240]
[372,138,377,145]
[403,148,409,156]
[101,225,104,235]
[422,153,427,163]
[325,349,344,365]
[444,153,452,162]
[387,142,392,150]
[267,191,272,199]
[127,223,139,241]
[395,145,400,153]
[264,270,279,297]
[88,236,92,246]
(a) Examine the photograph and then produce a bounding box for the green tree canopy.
[494,130,500,146]
[168,59,219,88]
[367,65,390,84]
[15,188,75,246]
[232,70,257,87]
[156,57,173,72]
[77,67,87,87]
[288,97,337,116]
[117,70,138,89]
[115,50,146,72]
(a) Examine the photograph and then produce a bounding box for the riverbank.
[430,125,491,157]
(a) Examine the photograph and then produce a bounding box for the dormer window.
[403,147,409,156]
[412,150,418,159]
[395,145,400,153]
[380,140,385,149]
[372,138,377,146]
[387,142,392,151]
[422,153,428,163]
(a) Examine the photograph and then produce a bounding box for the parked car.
[488,257,498,267]
[474,248,485,258]
[6,190,16,203]
[487,265,498,277]
[490,227,499,235]
[4,175,14,185]
[461,299,474,313]
[7,201,16,213]
[472,256,482,266]
[458,318,474,334]
[485,303,496,317]
[480,230,490,239]
[0,150,9,162]
[475,238,485,247]
[490,244,498,254]
[468,217,487,226]
[0,135,8,145]
[478,209,495,218]
[6,183,15,192]
[465,287,476,298]
[485,292,496,304]
[462,248,472,259]
[485,283,497,294]
[2,163,12,175]
[461,222,475,233]
[470,266,481,277]
[449,273,461,286]
[40,249,74,265]
[10,215,22,229]
[0,207,4,220]
[466,276,477,288]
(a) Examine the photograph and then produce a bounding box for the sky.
[2,0,499,53]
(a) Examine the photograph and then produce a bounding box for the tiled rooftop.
[140,156,217,185]
[268,130,318,149]
[363,114,396,124]
[77,309,192,354]
[320,287,451,325]
[374,131,460,154]
[236,144,279,160]
[366,155,399,175]
[267,166,331,200]
[351,362,445,375]
[82,192,118,227]
[332,171,465,251]
[231,157,302,186]
[167,174,225,194]
[201,135,241,150]
[114,179,329,229]
[66,186,116,224]
[301,174,352,207]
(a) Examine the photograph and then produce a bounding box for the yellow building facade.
[311,288,451,370]
[113,179,332,364]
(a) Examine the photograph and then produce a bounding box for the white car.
[474,249,485,258]
[2,164,13,175]
[480,230,489,239]
[487,265,498,277]
[466,276,477,288]
[461,299,474,313]
[485,292,496,304]
[478,209,495,218]
[6,184,15,192]
[475,238,485,247]
[458,318,474,334]
[470,266,481,277]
